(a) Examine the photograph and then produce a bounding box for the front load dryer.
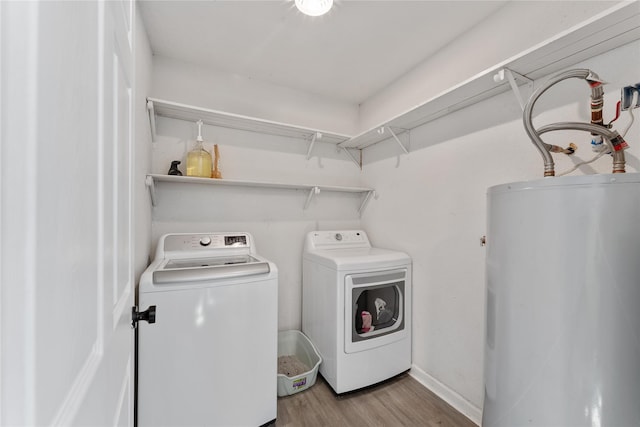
[302,230,412,394]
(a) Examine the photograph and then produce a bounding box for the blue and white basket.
[277,330,322,397]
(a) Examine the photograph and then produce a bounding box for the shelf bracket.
[145,175,157,207]
[304,186,320,210]
[493,68,533,111]
[358,190,376,217]
[306,132,322,160]
[383,126,409,154]
[341,147,362,169]
[147,99,157,142]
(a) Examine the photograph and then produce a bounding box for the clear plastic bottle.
[186,120,212,178]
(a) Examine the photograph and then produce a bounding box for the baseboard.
[409,365,482,426]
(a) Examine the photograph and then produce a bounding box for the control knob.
[199,236,212,246]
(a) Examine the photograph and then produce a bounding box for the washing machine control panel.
[306,230,370,250]
[163,233,251,253]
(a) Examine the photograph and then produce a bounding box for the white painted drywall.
[134,6,154,282]
[360,40,640,420]
[358,0,619,131]
[150,55,359,136]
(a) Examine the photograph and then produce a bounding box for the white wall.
[151,55,359,136]
[360,40,640,422]
[134,5,154,283]
[358,1,620,131]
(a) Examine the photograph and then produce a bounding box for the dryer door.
[344,269,408,354]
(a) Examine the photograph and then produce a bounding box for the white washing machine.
[302,230,412,394]
[137,232,278,427]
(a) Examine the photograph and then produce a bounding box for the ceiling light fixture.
[295,0,333,17]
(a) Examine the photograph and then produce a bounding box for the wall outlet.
[621,84,640,111]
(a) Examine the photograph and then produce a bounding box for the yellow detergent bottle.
[186,119,212,177]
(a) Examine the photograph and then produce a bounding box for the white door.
[0,1,135,425]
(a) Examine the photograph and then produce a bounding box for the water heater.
[483,173,640,426]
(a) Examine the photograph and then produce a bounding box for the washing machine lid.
[304,247,410,271]
[152,255,271,285]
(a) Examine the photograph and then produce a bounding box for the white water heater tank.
[483,173,640,426]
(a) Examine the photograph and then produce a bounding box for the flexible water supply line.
[523,68,628,176]
[536,122,626,173]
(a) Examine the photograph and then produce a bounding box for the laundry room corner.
[360,36,640,424]
[6,1,640,425]
[146,114,366,332]
[137,1,640,424]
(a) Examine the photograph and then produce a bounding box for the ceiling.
[138,0,508,105]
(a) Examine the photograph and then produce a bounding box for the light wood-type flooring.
[276,373,478,427]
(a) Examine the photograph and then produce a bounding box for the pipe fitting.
[522,69,625,176]
[536,122,626,174]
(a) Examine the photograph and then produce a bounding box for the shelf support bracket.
[304,186,320,210]
[384,126,409,154]
[358,190,375,217]
[147,99,157,142]
[341,147,362,169]
[145,175,157,207]
[493,68,533,111]
[306,132,321,160]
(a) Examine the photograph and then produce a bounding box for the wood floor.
[276,373,478,427]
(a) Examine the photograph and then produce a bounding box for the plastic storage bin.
[277,330,322,397]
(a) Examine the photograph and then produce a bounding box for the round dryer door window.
[344,269,408,354]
